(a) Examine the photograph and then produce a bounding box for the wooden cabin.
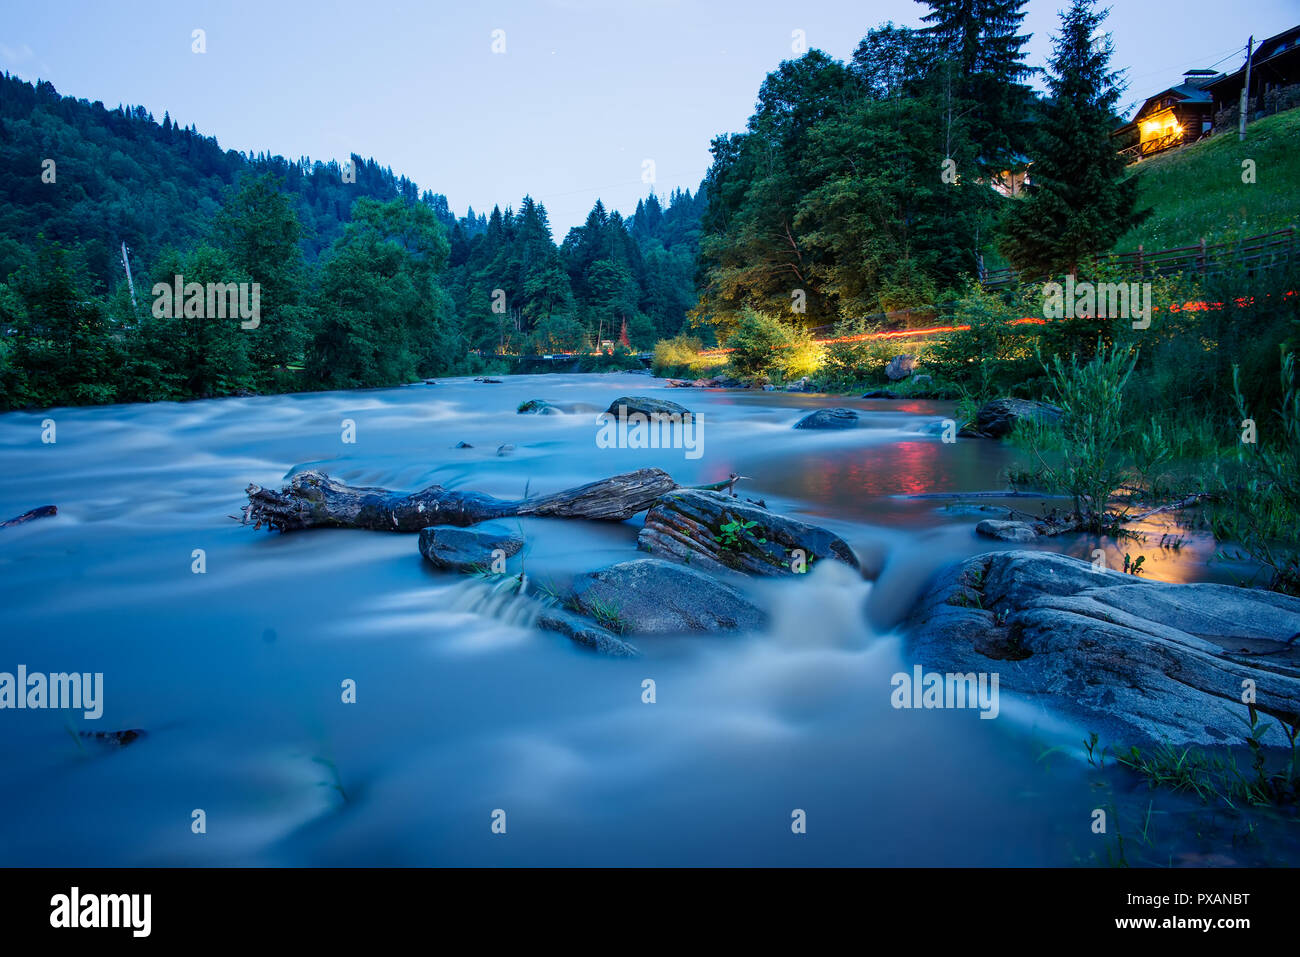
[1112,73,1217,158]
[990,152,1031,197]
[1203,25,1300,124]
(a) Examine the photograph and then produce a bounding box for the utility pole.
[1238,36,1254,141]
[120,241,137,311]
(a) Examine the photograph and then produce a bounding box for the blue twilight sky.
[1,0,1296,237]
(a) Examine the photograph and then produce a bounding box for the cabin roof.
[1204,23,1300,92]
[1251,24,1300,65]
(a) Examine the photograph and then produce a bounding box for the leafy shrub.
[724,306,818,382]
[1208,352,1300,594]
[653,334,714,378]
[819,337,913,389]
[921,289,1039,396]
[1023,342,1138,529]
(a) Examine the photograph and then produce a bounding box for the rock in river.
[638,489,860,576]
[418,523,524,572]
[603,396,692,418]
[794,407,859,429]
[518,399,561,415]
[570,558,766,634]
[904,550,1300,746]
[973,398,1062,438]
[534,606,640,657]
[975,519,1039,542]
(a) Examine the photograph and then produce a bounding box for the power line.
[1123,42,1245,87]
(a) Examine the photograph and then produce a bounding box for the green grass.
[1115,107,1300,252]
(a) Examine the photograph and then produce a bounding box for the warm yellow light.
[1139,112,1181,141]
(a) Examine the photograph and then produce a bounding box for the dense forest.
[691,0,1146,335]
[0,70,703,408]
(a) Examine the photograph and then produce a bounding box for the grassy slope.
[1115,107,1300,252]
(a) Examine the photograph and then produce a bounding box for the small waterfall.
[443,575,547,629]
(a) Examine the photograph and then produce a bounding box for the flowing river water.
[0,372,1290,865]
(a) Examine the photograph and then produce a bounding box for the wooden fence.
[979,227,1297,291]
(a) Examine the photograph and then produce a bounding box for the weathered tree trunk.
[241,468,677,533]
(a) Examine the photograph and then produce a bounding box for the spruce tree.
[998,0,1148,277]
[918,0,1034,173]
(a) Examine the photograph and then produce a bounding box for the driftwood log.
[242,468,678,532]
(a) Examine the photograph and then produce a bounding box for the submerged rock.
[794,407,859,430]
[861,389,898,399]
[638,489,860,576]
[904,550,1300,746]
[570,558,766,634]
[518,399,561,415]
[418,523,524,572]
[974,398,1062,438]
[535,606,641,657]
[79,729,145,748]
[975,519,1039,542]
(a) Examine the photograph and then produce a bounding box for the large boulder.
[418,523,524,572]
[638,489,860,576]
[974,398,1062,438]
[885,354,917,381]
[570,558,766,634]
[794,407,859,430]
[604,396,692,418]
[904,550,1300,746]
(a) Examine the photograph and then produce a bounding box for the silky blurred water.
[0,373,1285,865]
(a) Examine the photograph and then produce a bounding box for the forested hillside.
[0,71,702,409]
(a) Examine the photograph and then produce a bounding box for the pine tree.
[918,0,1034,173]
[997,0,1148,276]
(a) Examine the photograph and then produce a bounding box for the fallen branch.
[1126,494,1207,523]
[1,505,57,528]
[241,468,678,533]
[996,495,1206,540]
